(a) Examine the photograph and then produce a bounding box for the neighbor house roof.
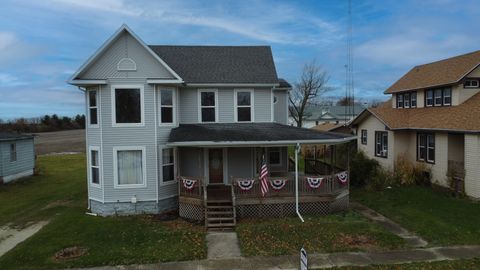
[277,78,292,89]
[351,92,480,133]
[385,50,480,94]
[312,123,343,132]
[149,45,278,84]
[167,123,355,146]
[303,104,365,121]
[0,133,34,142]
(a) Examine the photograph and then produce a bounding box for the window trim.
[111,85,145,127]
[158,86,177,126]
[426,90,434,107]
[113,146,147,189]
[87,89,99,128]
[159,146,177,186]
[197,89,219,123]
[88,146,102,187]
[417,133,435,164]
[374,131,388,158]
[10,143,16,162]
[464,79,479,88]
[361,129,367,145]
[234,89,255,122]
[268,147,282,166]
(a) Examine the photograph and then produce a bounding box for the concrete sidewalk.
[79,245,480,270]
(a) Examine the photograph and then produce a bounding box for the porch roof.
[167,123,356,147]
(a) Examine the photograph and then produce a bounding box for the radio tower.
[344,0,354,124]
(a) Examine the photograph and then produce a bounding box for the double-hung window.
[88,90,98,126]
[199,90,217,122]
[374,131,388,158]
[443,88,451,106]
[397,91,416,108]
[161,148,175,183]
[112,86,143,126]
[89,147,100,185]
[10,143,16,162]
[426,90,434,107]
[361,129,367,145]
[417,133,435,163]
[426,88,451,107]
[397,94,404,108]
[235,89,253,122]
[404,93,411,108]
[268,147,281,166]
[114,147,146,188]
[411,92,417,108]
[434,89,443,106]
[159,88,175,125]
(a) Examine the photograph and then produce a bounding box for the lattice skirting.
[236,195,349,218]
[179,202,204,221]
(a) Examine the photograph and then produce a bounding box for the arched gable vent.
[117,58,137,71]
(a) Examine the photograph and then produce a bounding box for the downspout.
[295,142,304,222]
[78,87,90,210]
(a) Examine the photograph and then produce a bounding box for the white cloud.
[0,32,40,65]
[0,72,27,86]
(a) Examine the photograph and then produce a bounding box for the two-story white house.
[69,25,355,228]
[352,50,480,199]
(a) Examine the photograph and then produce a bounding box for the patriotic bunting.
[336,171,348,184]
[270,179,287,191]
[237,179,255,191]
[182,178,197,190]
[306,177,324,189]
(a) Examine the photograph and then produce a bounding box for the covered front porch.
[167,123,356,229]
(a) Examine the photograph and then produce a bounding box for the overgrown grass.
[236,211,405,257]
[352,186,480,246]
[0,155,206,270]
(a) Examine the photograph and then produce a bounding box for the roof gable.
[385,50,480,94]
[69,25,182,84]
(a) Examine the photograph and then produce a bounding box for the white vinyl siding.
[10,143,16,162]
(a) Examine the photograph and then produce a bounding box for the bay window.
[88,90,98,126]
[199,90,217,122]
[161,148,175,183]
[112,86,143,126]
[417,133,435,163]
[375,131,388,158]
[235,89,253,122]
[89,147,100,185]
[114,147,146,188]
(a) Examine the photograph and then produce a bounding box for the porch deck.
[178,168,349,228]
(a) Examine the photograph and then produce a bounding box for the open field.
[32,129,85,155]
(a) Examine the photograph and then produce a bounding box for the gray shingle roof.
[303,105,365,121]
[168,123,354,144]
[0,132,34,142]
[149,45,278,84]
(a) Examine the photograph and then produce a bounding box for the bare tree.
[289,60,331,127]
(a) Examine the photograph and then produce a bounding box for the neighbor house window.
[89,147,100,185]
[434,89,442,106]
[397,94,404,108]
[417,133,435,163]
[114,147,146,188]
[443,88,451,105]
[464,79,479,88]
[426,90,433,107]
[426,88,451,107]
[10,143,16,162]
[361,129,367,145]
[112,86,143,126]
[411,92,417,108]
[162,148,175,183]
[159,88,175,125]
[268,147,281,166]
[199,90,217,122]
[396,91,416,108]
[88,90,98,126]
[235,89,253,122]
[404,93,410,108]
[374,131,388,158]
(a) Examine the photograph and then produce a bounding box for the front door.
[208,149,223,184]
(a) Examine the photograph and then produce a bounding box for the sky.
[1,0,480,119]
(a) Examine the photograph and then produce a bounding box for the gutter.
[185,83,280,88]
[166,137,357,147]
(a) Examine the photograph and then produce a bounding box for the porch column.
[295,143,304,222]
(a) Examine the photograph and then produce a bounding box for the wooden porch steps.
[205,200,236,230]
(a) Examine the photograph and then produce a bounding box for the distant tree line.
[0,114,85,133]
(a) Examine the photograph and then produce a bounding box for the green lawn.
[236,211,405,257]
[336,258,480,269]
[0,155,206,270]
[352,186,480,246]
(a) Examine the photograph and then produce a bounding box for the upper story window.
[425,87,451,107]
[88,90,98,126]
[235,89,254,122]
[159,88,175,125]
[464,79,479,88]
[417,133,435,163]
[361,129,367,145]
[112,86,144,126]
[199,90,217,123]
[10,143,16,162]
[374,131,388,158]
[396,91,416,108]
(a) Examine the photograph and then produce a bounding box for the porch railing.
[178,176,204,199]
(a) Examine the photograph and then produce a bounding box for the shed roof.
[149,45,278,84]
[168,123,355,146]
[0,133,34,142]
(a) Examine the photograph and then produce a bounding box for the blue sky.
[1,0,480,119]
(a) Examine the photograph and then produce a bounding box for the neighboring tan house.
[351,50,480,199]
[291,104,365,128]
[0,133,35,184]
[68,25,355,228]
